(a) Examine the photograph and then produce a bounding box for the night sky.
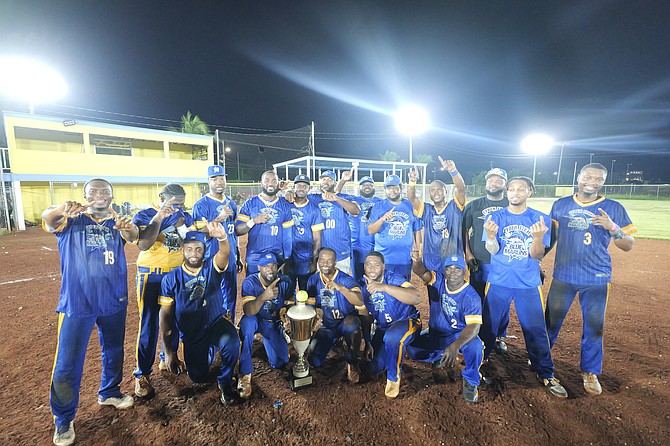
[1,0,669,182]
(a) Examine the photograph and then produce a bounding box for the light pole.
[589,153,594,163]
[0,57,67,114]
[521,134,554,184]
[556,143,569,184]
[610,159,616,182]
[394,105,430,163]
[236,151,241,181]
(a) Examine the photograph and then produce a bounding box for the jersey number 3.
[583,232,592,245]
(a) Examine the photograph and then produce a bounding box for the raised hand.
[215,204,233,222]
[278,180,290,191]
[591,208,615,230]
[530,216,548,239]
[408,167,419,183]
[341,169,353,182]
[438,156,457,173]
[483,215,499,239]
[261,277,281,301]
[113,209,136,231]
[156,197,178,220]
[62,200,94,218]
[322,191,339,202]
[204,217,227,239]
[363,275,386,294]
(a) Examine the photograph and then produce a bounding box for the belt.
[138,266,175,274]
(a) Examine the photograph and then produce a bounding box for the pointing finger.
[539,215,544,225]
[598,208,608,217]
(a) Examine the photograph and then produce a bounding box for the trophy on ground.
[286,290,316,390]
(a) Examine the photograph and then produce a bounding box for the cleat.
[462,379,479,403]
[384,378,400,398]
[541,376,568,399]
[218,384,236,406]
[158,359,168,371]
[53,421,75,446]
[135,375,154,397]
[582,372,602,395]
[97,394,135,409]
[347,363,360,384]
[238,374,252,399]
[495,339,508,354]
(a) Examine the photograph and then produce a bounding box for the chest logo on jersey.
[318,202,335,218]
[320,288,336,308]
[162,231,183,252]
[387,210,410,239]
[185,276,208,307]
[85,225,113,249]
[360,202,374,223]
[259,207,279,225]
[440,294,458,317]
[431,214,447,231]
[291,208,305,226]
[371,292,386,311]
[567,209,596,230]
[477,206,504,220]
[501,225,532,261]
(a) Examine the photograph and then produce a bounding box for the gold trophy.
[287,290,316,390]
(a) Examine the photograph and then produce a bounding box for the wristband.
[448,169,459,177]
[408,181,417,185]
[247,220,256,229]
[485,239,496,244]
[217,237,227,242]
[609,223,619,232]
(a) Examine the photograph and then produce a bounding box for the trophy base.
[289,373,314,391]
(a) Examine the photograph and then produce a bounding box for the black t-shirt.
[462,196,508,264]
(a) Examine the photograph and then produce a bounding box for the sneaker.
[582,372,602,395]
[238,374,252,399]
[541,377,568,399]
[462,379,479,404]
[347,363,360,384]
[158,359,168,371]
[97,394,135,409]
[495,339,508,354]
[384,378,400,398]
[218,384,236,406]
[53,421,75,446]
[135,376,154,397]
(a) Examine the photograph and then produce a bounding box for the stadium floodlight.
[394,105,430,163]
[521,134,554,184]
[0,57,67,114]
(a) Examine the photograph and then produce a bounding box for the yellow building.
[2,111,213,229]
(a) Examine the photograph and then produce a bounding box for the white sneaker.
[97,394,134,409]
[582,372,602,395]
[53,421,75,446]
[238,374,252,399]
[385,378,400,398]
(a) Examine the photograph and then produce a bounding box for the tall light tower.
[521,134,554,184]
[394,105,430,163]
[0,57,67,114]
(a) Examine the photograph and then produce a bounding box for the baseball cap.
[485,168,507,181]
[383,174,401,187]
[258,252,277,267]
[358,176,374,185]
[208,165,227,178]
[183,231,206,245]
[443,255,466,270]
[294,174,311,184]
[320,170,337,180]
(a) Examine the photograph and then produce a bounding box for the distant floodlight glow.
[394,105,430,136]
[521,134,554,155]
[0,57,67,105]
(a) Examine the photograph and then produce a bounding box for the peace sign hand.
[408,167,419,182]
[591,208,615,231]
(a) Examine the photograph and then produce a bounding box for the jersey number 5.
[104,250,115,265]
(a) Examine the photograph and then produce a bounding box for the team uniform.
[349,195,382,281]
[368,199,422,280]
[305,270,364,367]
[546,195,637,375]
[407,272,484,387]
[45,213,132,431]
[132,208,193,381]
[481,207,556,379]
[159,258,240,388]
[192,193,239,320]
[236,196,293,274]
[310,193,357,275]
[288,199,324,291]
[416,198,466,272]
[361,272,421,383]
[238,274,293,376]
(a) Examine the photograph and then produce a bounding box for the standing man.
[409,254,484,403]
[463,168,510,353]
[132,184,193,398]
[359,251,421,398]
[407,157,466,271]
[367,174,422,281]
[335,170,383,281]
[236,170,294,275]
[192,165,243,321]
[546,163,636,395]
[159,225,240,406]
[481,177,567,398]
[237,253,294,399]
[44,179,138,446]
[287,174,323,291]
[305,248,365,384]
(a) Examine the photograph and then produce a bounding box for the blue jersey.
[306,270,362,329]
[192,193,238,263]
[132,207,194,269]
[426,272,482,334]
[45,214,130,318]
[350,196,383,252]
[483,207,551,288]
[237,196,294,262]
[360,271,418,331]
[417,199,465,271]
[551,195,636,285]
[240,273,293,321]
[289,200,324,264]
[310,193,356,261]
[159,259,228,344]
[368,199,422,264]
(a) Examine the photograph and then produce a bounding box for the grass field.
[529,197,670,240]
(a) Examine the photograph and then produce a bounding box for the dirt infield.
[0,228,668,445]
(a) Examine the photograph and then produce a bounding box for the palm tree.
[378,150,400,161]
[180,111,211,135]
[415,153,434,165]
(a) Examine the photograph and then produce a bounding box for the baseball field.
[0,207,668,445]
